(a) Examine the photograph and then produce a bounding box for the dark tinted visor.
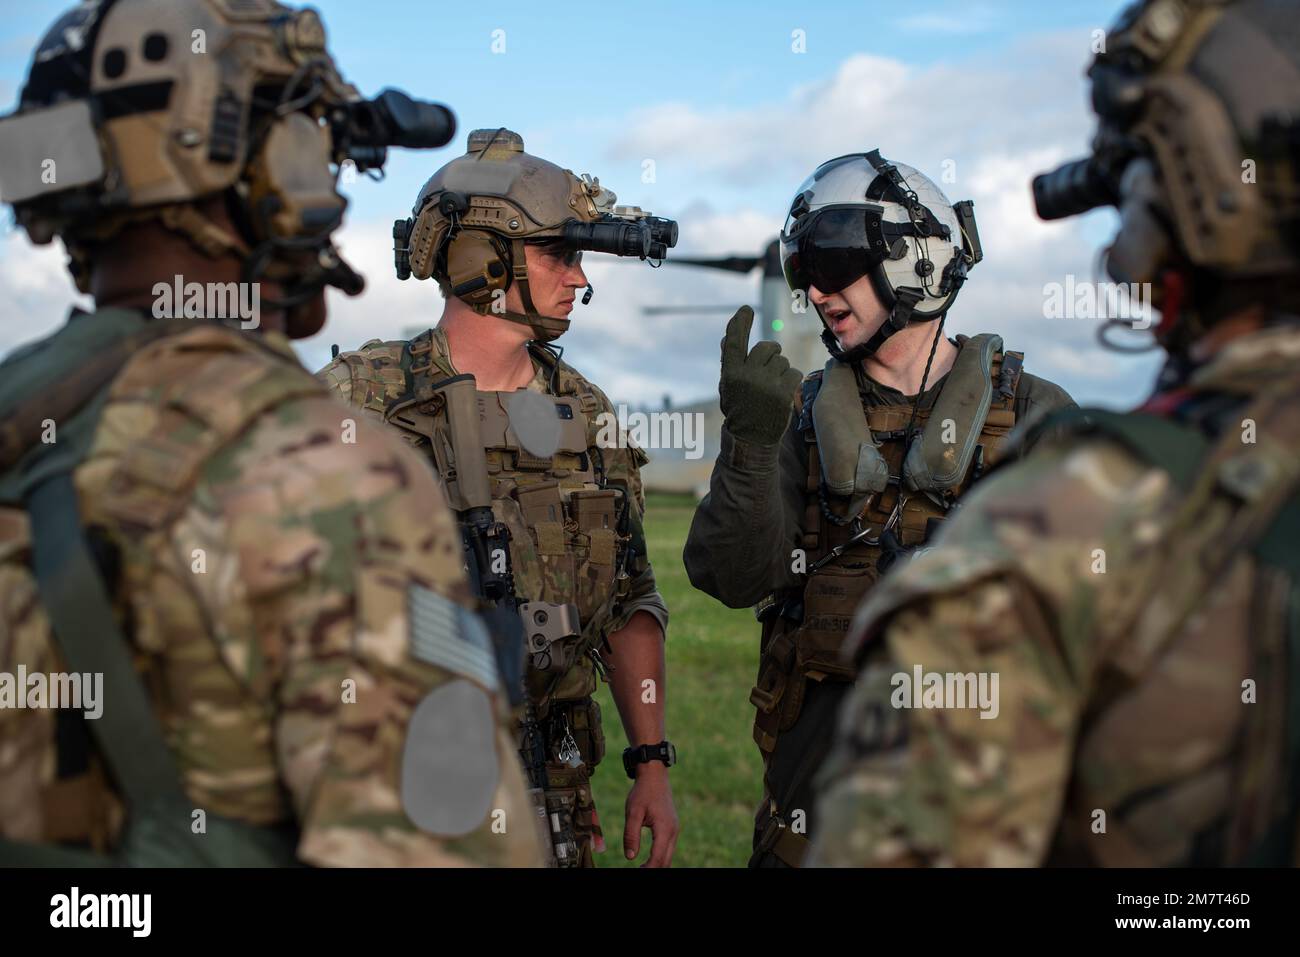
[779,205,885,295]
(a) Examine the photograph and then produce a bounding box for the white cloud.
[0,231,90,357]
[896,6,1000,35]
[595,31,1164,406]
[3,30,1165,408]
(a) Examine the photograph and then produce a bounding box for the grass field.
[590,493,762,868]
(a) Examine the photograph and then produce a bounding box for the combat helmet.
[1033,0,1300,353]
[779,149,983,363]
[0,0,454,328]
[395,128,678,342]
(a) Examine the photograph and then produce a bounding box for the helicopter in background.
[631,239,824,497]
[642,238,824,382]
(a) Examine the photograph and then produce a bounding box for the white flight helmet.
[780,150,982,361]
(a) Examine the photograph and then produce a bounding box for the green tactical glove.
[718,305,804,447]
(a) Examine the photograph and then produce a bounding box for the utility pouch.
[568,488,620,568]
[791,564,872,682]
[542,788,583,868]
[566,698,606,767]
[514,481,567,556]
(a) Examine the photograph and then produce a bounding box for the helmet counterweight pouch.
[903,333,1001,492]
[813,359,890,507]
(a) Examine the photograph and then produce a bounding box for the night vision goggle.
[562,207,679,261]
[0,87,454,207]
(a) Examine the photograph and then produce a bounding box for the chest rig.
[383,332,637,709]
[750,333,1022,755]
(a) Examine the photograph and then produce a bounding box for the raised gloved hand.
[718,306,804,447]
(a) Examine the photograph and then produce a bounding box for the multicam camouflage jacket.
[319,326,671,868]
[318,326,669,709]
[812,321,1300,867]
[0,308,542,867]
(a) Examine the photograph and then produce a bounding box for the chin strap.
[466,237,573,342]
[822,287,925,363]
[158,205,252,261]
[471,300,571,343]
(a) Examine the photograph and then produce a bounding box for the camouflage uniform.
[684,335,1074,866]
[319,326,669,866]
[812,0,1300,869]
[812,323,1300,866]
[0,312,543,866]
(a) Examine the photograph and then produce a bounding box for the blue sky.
[2,0,1162,407]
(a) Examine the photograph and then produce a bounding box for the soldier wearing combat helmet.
[320,129,681,867]
[683,152,1076,867]
[814,0,1300,867]
[0,0,541,867]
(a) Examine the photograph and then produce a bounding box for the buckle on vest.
[749,675,784,715]
[750,633,796,714]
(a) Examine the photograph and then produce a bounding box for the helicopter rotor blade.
[641,305,761,316]
[665,255,763,274]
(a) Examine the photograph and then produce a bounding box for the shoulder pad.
[548,354,606,415]
[319,339,413,413]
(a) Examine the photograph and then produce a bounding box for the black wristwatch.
[622,740,676,779]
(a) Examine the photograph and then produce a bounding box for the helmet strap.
[467,238,571,342]
[158,204,252,261]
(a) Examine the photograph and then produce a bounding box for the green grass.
[591,493,761,868]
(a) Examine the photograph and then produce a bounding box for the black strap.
[997,352,1024,401]
[0,471,188,867]
[24,471,186,806]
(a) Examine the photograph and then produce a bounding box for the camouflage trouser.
[543,763,602,867]
[526,698,606,868]
[750,677,852,868]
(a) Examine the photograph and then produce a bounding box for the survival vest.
[751,333,1024,756]
[0,309,314,866]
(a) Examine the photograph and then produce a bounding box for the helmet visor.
[780,205,886,295]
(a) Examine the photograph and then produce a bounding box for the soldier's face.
[808,274,889,351]
[509,242,589,318]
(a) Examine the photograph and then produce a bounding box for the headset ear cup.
[445,230,511,304]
